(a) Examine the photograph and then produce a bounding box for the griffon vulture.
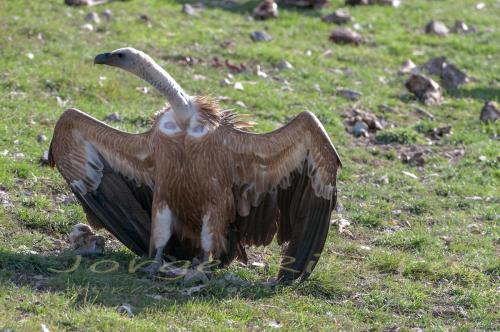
[49,47,341,282]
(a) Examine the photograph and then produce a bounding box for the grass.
[0,0,499,330]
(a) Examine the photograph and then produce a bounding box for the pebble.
[250,31,273,42]
[37,134,47,143]
[84,12,100,24]
[405,74,443,105]
[276,60,293,70]
[353,121,369,137]
[338,88,362,101]
[329,28,363,45]
[479,101,499,123]
[425,21,450,36]
[322,9,351,25]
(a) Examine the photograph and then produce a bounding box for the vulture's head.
[94,47,151,75]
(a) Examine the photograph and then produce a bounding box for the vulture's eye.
[117,53,124,59]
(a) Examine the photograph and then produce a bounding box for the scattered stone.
[466,223,481,234]
[84,12,100,24]
[276,60,293,70]
[337,88,362,101]
[268,320,283,329]
[117,304,134,317]
[405,74,443,105]
[344,108,385,138]
[255,65,268,78]
[250,31,273,42]
[379,104,396,113]
[401,170,418,179]
[429,126,452,140]
[480,101,500,123]
[39,150,50,166]
[138,14,152,28]
[13,152,25,160]
[322,9,351,25]
[37,134,47,143]
[253,0,278,20]
[399,59,417,74]
[80,23,94,32]
[422,57,447,76]
[233,82,244,90]
[476,2,485,10]
[353,121,369,137]
[377,174,389,185]
[478,155,487,162]
[41,323,51,332]
[0,190,14,208]
[65,0,109,6]
[440,235,452,245]
[425,21,450,36]
[54,193,77,205]
[400,150,426,166]
[69,224,105,255]
[441,63,470,90]
[451,20,475,34]
[26,53,34,60]
[413,106,434,120]
[235,101,246,108]
[192,74,207,81]
[102,9,112,21]
[182,4,197,16]
[104,112,121,122]
[329,28,363,45]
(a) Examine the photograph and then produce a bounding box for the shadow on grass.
[0,249,293,313]
[446,87,500,101]
[176,0,323,18]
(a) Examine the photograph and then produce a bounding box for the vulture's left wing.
[49,108,154,256]
[222,111,341,282]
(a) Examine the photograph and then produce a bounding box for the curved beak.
[94,52,111,65]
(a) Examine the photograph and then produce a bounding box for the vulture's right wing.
[49,108,155,256]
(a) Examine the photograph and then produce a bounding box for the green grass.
[1,0,499,330]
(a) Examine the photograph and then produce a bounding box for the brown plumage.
[49,48,341,282]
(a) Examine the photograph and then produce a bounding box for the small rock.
[102,9,112,21]
[401,171,418,179]
[399,59,417,74]
[466,223,481,234]
[451,20,475,34]
[220,78,232,87]
[422,56,447,76]
[478,155,487,162]
[276,60,293,70]
[233,82,244,90]
[476,2,485,10]
[346,0,399,6]
[39,150,50,166]
[37,134,47,143]
[235,101,247,108]
[253,0,278,20]
[69,224,105,255]
[329,28,363,45]
[338,88,362,101]
[425,21,450,36]
[0,190,14,208]
[80,23,94,31]
[26,53,34,60]
[104,112,121,122]
[377,174,389,184]
[182,4,197,16]
[13,152,25,160]
[255,65,268,78]
[84,12,100,24]
[250,31,273,42]
[322,9,351,25]
[429,126,452,139]
[353,121,369,137]
[479,101,499,123]
[440,236,452,245]
[405,74,443,105]
[117,304,134,317]
[268,319,283,329]
[192,74,207,81]
[400,151,426,167]
[441,63,470,90]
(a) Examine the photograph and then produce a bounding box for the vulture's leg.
[145,205,175,274]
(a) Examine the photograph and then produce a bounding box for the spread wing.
[49,108,155,256]
[223,111,341,282]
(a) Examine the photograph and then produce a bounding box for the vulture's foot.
[139,260,162,275]
[183,268,210,284]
